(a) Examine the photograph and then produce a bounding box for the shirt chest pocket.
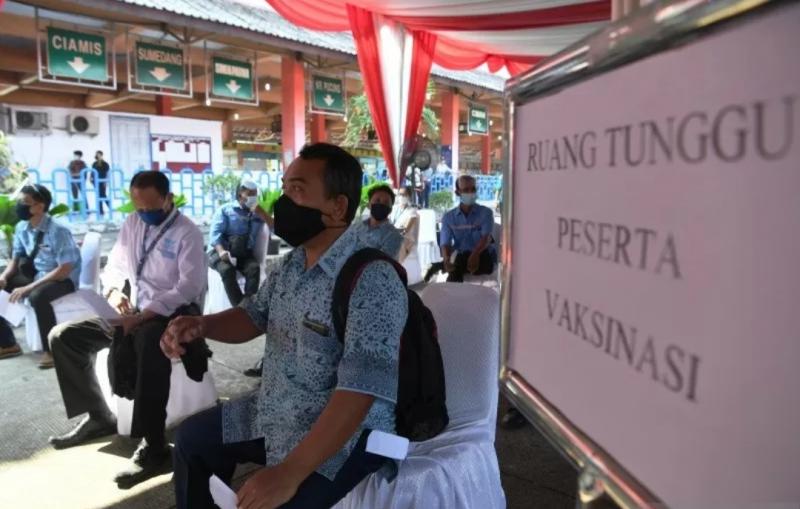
[292,326,341,392]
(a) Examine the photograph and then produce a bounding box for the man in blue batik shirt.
[162,143,408,509]
[0,184,80,368]
[208,180,264,306]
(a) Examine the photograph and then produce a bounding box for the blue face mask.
[459,193,477,206]
[137,208,168,226]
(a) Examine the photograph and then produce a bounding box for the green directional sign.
[134,41,186,90]
[311,73,345,115]
[468,104,489,135]
[46,27,108,82]
[212,56,254,101]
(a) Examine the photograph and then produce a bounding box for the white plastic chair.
[24,231,103,351]
[417,209,442,269]
[402,250,423,286]
[95,348,218,436]
[334,283,505,509]
[41,289,218,435]
[204,224,270,315]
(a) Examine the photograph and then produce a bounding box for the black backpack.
[332,248,449,442]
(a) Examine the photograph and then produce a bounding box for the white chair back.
[79,232,102,291]
[253,224,270,267]
[418,209,438,245]
[402,251,422,286]
[417,209,442,269]
[420,283,500,433]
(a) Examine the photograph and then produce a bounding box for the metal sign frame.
[35,8,117,91]
[308,71,347,117]
[126,31,193,99]
[204,43,260,107]
[500,0,784,507]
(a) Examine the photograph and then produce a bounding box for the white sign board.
[508,4,800,508]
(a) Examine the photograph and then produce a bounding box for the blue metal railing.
[26,168,502,222]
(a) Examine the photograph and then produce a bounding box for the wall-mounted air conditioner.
[68,114,100,136]
[11,109,50,134]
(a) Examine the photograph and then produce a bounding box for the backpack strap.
[332,247,408,343]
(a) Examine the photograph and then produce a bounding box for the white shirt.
[101,208,207,316]
[390,204,419,262]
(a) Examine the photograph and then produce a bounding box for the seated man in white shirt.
[47,171,208,488]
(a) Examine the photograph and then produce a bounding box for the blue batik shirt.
[208,201,263,251]
[12,214,81,286]
[439,203,496,256]
[222,225,408,480]
[353,219,403,260]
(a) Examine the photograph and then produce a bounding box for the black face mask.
[370,203,391,222]
[16,202,33,221]
[273,194,327,247]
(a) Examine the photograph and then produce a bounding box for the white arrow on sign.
[226,80,241,94]
[474,119,484,130]
[67,57,90,75]
[323,94,335,107]
[150,67,171,82]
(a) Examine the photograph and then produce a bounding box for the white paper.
[76,290,121,322]
[0,291,27,327]
[366,430,409,460]
[209,474,237,509]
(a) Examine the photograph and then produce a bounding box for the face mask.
[73,156,80,161]
[459,193,477,206]
[397,196,409,207]
[244,196,258,209]
[137,208,169,226]
[370,203,391,222]
[273,194,327,247]
[16,202,33,221]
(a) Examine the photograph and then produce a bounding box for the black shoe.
[49,414,117,449]
[500,407,527,430]
[114,439,173,489]
[244,359,263,378]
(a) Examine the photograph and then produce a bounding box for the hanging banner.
[46,27,108,82]
[468,104,489,135]
[310,73,346,115]
[211,56,255,102]
[134,41,186,90]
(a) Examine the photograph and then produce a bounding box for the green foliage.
[0,132,11,170]
[203,173,242,205]
[49,203,70,217]
[116,189,188,213]
[0,194,17,259]
[258,189,281,215]
[429,190,454,214]
[344,80,440,147]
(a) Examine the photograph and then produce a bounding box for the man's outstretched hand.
[160,315,206,359]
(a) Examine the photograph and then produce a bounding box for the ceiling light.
[264,82,271,91]
[234,113,240,120]
[205,98,212,106]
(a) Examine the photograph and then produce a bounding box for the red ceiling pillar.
[281,54,306,168]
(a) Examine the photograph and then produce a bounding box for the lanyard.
[136,211,180,279]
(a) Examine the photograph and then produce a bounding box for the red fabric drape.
[403,31,437,150]
[346,4,398,187]
[434,36,543,74]
[392,1,610,31]
[267,0,350,30]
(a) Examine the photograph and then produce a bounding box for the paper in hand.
[209,474,237,509]
[0,290,27,327]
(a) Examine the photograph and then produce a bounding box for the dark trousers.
[174,406,388,509]
[7,274,75,353]
[209,251,261,306]
[446,250,497,283]
[50,317,172,442]
[0,318,16,348]
[422,181,431,208]
[97,181,107,214]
